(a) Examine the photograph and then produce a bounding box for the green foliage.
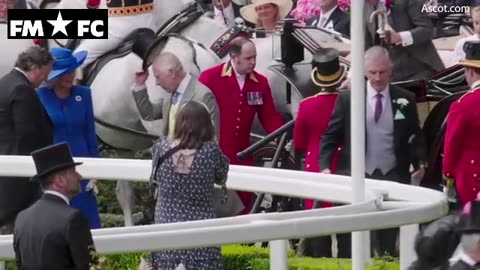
[96,180,157,226]
[99,213,125,228]
[3,245,399,270]
[221,244,295,269]
[249,257,400,270]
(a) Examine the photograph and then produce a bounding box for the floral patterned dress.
[149,138,229,270]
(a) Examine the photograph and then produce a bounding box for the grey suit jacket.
[365,0,445,82]
[132,75,220,138]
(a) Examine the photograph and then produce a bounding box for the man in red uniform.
[443,40,480,207]
[293,48,349,258]
[199,36,285,214]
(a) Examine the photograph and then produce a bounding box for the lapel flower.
[395,98,409,109]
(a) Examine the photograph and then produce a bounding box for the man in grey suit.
[319,46,427,257]
[0,46,53,233]
[131,52,220,138]
[365,0,445,82]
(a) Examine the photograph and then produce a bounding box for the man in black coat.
[0,46,54,233]
[319,46,427,257]
[306,0,350,38]
[13,142,100,270]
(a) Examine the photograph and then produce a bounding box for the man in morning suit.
[131,52,220,139]
[0,46,53,233]
[319,46,427,257]
[448,200,480,270]
[198,36,285,214]
[306,0,350,38]
[364,0,444,82]
[13,142,100,270]
[443,41,480,207]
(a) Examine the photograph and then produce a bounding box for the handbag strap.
[149,144,181,187]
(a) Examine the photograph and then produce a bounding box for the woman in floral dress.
[149,101,229,270]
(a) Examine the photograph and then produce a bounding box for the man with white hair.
[449,200,480,270]
[131,52,220,139]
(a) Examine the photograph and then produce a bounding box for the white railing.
[0,156,449,270]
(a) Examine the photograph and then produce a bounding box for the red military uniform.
[199,61,285,214]
[293,92,341,209]
[443,81,480,206]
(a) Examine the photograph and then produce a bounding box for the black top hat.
[310,48,347,88]
[141,34,173,71]
[130,28,157,64]
[458,40,480,69]
[30,142,83,181]
[457,200,480,234]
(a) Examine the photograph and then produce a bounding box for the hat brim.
[240,0,293,24]
[31,161,83,182]
[142,35,172,71]
[458,59,480,69]
[47,50,88,81]
[311,64,347,88]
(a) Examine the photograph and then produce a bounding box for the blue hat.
[47,48,88,81]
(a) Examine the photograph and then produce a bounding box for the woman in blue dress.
[36,47,101,229]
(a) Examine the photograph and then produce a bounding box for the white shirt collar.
[321,5,337,20]
[44,190,70,205]
[460,254,477,266]
[471,79,480,91]
[231,63,246,79]
[14,67,31,83]
[367,81,390,100]
[176,73,192,95]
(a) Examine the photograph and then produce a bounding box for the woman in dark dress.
[149,101,229,270]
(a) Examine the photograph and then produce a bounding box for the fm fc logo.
[7,9,108,39]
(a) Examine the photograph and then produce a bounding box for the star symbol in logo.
[47,11,72,36]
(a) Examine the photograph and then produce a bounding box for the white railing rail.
[0,156,449,270]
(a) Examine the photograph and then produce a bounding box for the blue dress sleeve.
[82,87,99,158]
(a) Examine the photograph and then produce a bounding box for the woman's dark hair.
[173,101,215,149]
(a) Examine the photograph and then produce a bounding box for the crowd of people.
[0,0,479,269]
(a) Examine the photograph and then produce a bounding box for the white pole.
[350,0,367,269]
[270,240,288,270]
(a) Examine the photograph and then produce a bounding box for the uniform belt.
[108,3,153,16]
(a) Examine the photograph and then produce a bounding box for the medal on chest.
[246,91,263,105]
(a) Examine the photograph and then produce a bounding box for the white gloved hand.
[284,140,293,152]
[86,179,99,195]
